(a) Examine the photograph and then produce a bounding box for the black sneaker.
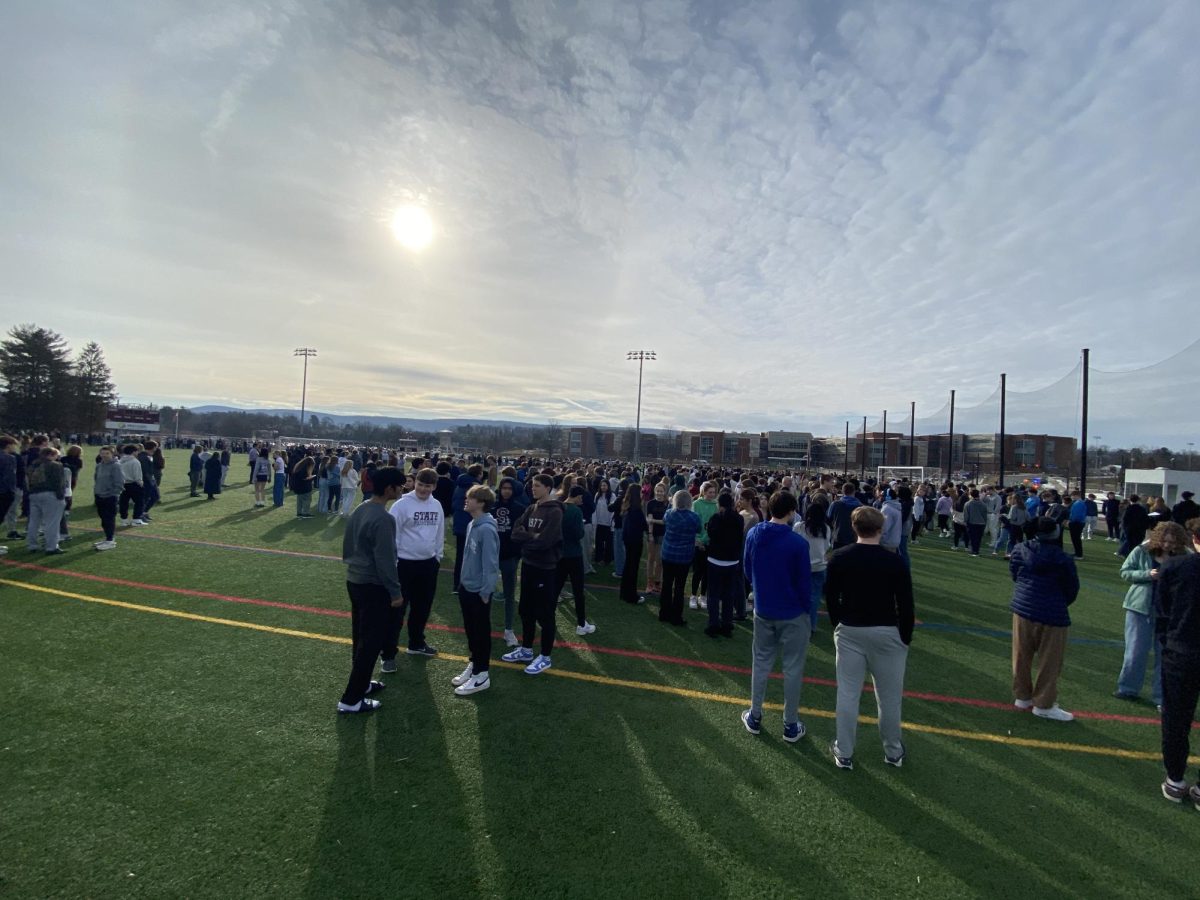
[406,644,438,657]
[7,531,24,540]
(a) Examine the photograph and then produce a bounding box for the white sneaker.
[131,519,147,526]
[121,519,132,527]
[575,622,596,636]
[688,596,698,610]
[451,663,474,687]
[454,673,491,696]
[0,546,7,556]
[523,654,552,675]
[698,596,708,610]
[94,540,117,551]
[1013,698,1034,710]
[503,629,519,647]
[1033,704,1074,722]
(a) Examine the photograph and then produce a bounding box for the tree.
[72,341,116,433]
[544,419,563,458]
[0,324,73,431]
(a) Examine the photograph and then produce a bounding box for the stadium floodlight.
[626,351,656,465]
[294,348,317,437]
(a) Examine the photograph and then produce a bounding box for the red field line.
[2,558,1163,728]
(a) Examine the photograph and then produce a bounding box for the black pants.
[1068,521,1084,558]
[911,516,924,541]
[594,524,613,565]
[660,560,690,624]
[952,521,967,547]
[453,532,466,590]
[556,555,587,626]
[690,548,708,596]
[1105,515,1119,538]
[620,539,643,604]
[967,523,984,554]
[96,496,117,541]
[328,485,341,512]
[519,562,557,656]
[459,589,492,674]
[0,491,12,530]
[189,470,202,495]
[706,561,740,630]
[1161,649,1200,782]
[341,581,392,705]
[384,556,440,656]
[937,514,949,532]
[119,482,144,520]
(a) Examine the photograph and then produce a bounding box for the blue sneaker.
[523,654,552,675]
[829,741,853,770]
[782,721,805,743]
[502,647,534,663]
[741,709,761,735]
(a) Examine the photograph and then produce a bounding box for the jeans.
[26,492,65,551]
[833,624,908,759]
[613,528,626,575]
[1116,609,1163,704]
[317,481,329,513]
[750,614,812,726]
[705,561,741,630]
[142,478,160,516]
[498,556,519,630]
[296,491,312,517]
[273,472,286,507]
[582,522,596,573]
[189,470,202,495]
[327,484,341,513]
[808,569,827,629]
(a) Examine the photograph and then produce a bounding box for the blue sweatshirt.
[459,513,500,596]
[1068,499,1088,524]
[451,473,478,536]
[744,521,811,619]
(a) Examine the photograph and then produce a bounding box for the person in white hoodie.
[338,458,360,518]
[384,467,445,667]
[451,485,500,696]
[880,489,903,555]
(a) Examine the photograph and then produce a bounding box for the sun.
[390,205,434,251]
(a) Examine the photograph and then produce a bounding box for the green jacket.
[1120,544,1155,615]
[561,502,584,559]
[693,498,718,547]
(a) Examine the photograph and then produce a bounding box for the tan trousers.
[1012,614,1069,708]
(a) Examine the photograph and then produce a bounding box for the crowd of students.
[3,431,1200,797]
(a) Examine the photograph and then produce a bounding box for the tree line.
[0,324,116,433]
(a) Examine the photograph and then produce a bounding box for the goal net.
[877,466,925,484]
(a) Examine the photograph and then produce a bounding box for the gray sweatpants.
[750,613,811,726]
[3,488,21,532]
[833,624,908,759]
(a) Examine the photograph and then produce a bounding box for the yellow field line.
[1,577,1171,764]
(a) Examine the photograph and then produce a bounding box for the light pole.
[1190,442,1196,471]
[626,350,656,465]
[294,348,317,437]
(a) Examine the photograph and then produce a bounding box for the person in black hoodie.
[705,492,744,637]
[493,476,527,647]
[502,474,564,675]
[433,461,455,518]
[1119,495,1149,557]
[1157,516,1200,803]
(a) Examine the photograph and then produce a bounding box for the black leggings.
[620,540,643,604]
[519,562,558,656]
[690,548,708,595]
[556,555,587,626]
[594,524,613,565]
[660,560,691,624]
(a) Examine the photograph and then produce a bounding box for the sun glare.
[390,205,434,251]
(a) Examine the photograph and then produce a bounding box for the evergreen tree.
[72,341,116,433]
[0,324,73,430]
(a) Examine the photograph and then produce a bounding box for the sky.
[2,0,1198,447]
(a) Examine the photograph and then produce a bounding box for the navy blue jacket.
[451,473,478,536]
[1009,539,1079,627]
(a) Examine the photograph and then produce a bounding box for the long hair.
[803,502,828,539]
[1147,521,1188,557]
[621,483,643,515]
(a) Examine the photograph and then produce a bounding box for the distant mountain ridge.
[187,405,638,434]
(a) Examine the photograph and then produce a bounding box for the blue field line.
[915,619,1123,648]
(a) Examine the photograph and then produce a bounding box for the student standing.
[337,466,404,714]
[272,451,287,507]
[556,485,596,635]
[0,435,17,555]
[660,490,701,624]
[203,451,222,501]
[1157,516,1200,803]
[338,459,360,518]
[451,464,484,592]
[690,482,718,610]
[1009,517,1080,721]
[618,485,647,605]
[705,492,743,637]
[386,467,445,664]
[188,445,204,497]
[741,491,812,743]
[452,485,500,696]
[645,482,668,594]
[825,506,915,770]
[1103,491,1121,541]
[25,447,67,554]
[502,474,564,675]
[1067,493,1088,559]
[963,489,989,557]
[493,477,527,647]
[252,450,272,507]
[91,446,124,551]
[828,483,863,548]
[797,502,830,632]
[118,445,147,525]
[291,455,316,518]
[592,480,614,566]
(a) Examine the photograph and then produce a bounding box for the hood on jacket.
[497,477,527,509]
[455,473,476,490]
[469,512,497,533]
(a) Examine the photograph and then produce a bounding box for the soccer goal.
[878,466,925,484]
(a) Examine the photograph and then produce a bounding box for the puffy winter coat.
[1009,538,1079,627]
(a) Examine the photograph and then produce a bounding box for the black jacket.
[706,509,744,563]
[1159,555,1200,656]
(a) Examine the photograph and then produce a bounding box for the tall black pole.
[861,415,867,481]
[634,355,644,464]
[882,409,888,468]
[844,421,849,477]
[294,347,317,437]
[999,373,1007,489]
[947,389,956,482]
[909,401,915,467]
[1080,348,1089,494]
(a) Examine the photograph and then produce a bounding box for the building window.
[699,437,714,458]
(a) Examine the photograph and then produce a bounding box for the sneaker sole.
[1162,784,1185,803]
[741,713,761,735]
[455,680,491,696]
[782,729,805,744]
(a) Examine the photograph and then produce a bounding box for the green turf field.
[0,450,1192,899]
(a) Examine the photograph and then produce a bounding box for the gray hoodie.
[93,458,125,499]
[459,513,500,596]
[881,498,903,549]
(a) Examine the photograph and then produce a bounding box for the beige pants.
[1011,614,1068,708]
